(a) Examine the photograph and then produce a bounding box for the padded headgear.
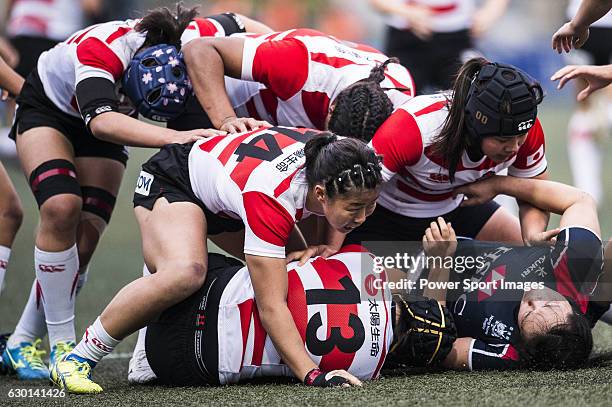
[464,62,544,138]
[122,44,191,122]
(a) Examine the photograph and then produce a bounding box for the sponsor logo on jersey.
[38,264,66,273]
[135,171,154,196]
[482,315,514,341]
[428,173,449,183]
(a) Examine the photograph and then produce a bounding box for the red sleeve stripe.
[553,254,589,314]
[194,18,219,36]
[414,100,448,117]
[302,91,331,130]
[76,37,125,80]
[68,24,99,45]
[106,27,132,44]
[243,191,295,247]
[384,73,413,97]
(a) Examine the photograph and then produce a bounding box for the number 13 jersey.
[215,247,393,384]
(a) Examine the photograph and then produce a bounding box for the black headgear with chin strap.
[464,62,544,139]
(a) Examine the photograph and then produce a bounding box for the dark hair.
[135,3,198,49]
[429,57,490,182]
[327,58,398,143]
[520,312,593,370]
[304,132,382,199]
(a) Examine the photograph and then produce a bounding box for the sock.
[76,266,89,296]
[0,245,10,293]
[35,244,79,347]
[131,264,151,355]
[73,317,120,365]
[7,280,47,348]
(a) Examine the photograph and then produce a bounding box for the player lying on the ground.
[426,175,607,370]
[50,128,388,393]
[1,4,272,381]
[174,28,414,139]
[129,247,456,386]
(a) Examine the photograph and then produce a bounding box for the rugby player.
[427,175,606,370]
[50,128,385,393]
[1,5,267,380]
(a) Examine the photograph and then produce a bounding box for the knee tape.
[81,186,117,224]
[29,159,81,207]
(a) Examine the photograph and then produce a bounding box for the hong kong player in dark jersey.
[420,175,607,370]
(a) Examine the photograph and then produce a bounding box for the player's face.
[518,286,573,341]
[480,134,527,163]
[321,188,379,233]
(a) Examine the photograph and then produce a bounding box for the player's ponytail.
[136,3,198,49]
[429,57,489,182]
[328,58,398,143]
[304,133,382,199]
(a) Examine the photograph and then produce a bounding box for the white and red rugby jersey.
[370,94,548,217]
[216,246,393,384]
[36,17,233,118]
[232,28,415,129]
[386,0,476,32]
[8,0,84,41]
[189,126,325,258]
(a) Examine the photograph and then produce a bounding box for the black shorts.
[10,35,58,78]
[145,253,244,386]
[580,26,612,65]
[345,200,501,245]
[385,27,472,94]
[10,69,129,165]
[132,142,244,235]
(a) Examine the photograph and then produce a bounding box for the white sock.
[35,244,79,347]
[75,266,89,296]
[0,245,10,293]
[73,317,120,364]
[7,280,47,348]
[133,264,151,354]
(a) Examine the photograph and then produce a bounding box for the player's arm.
[517,171,554,246]
[441,337,473,370]
[552,0,612,52]
[455,175,600,237]
[182,36,267,133]
[75,78,223,147]
[245,254,362,386]
[236,14,274,34]
[421,217,457,305]
[471,0,510,38]
[0,55,24,97]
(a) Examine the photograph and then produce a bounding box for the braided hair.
[304,133,382,199]
[327,58,399,143]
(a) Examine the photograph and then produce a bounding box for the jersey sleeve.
[369,108,423,182]
[75,36,128,84]
[241,36,309,101]
[180,13,246,46]
[241,191,296,258]
[549,226,604,314]
[468,339,520,370]
[508,118,547,178]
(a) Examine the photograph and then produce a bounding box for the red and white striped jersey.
[216,246,393,384]
[386,0,476,32]
[36,17,233,118]
[8,0,84,41]
[370,94,547,217]
[189,126,324,258]
[233,28,415,129]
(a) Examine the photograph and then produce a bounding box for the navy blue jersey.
[445,227,604,370]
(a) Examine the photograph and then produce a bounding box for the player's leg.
[127,264,157,384]
[52,198,209,393]
[0,161,23,292]
[5,127,81,380]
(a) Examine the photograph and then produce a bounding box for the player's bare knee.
[166,261,207,297]
[0,195,24,232]
[39,194,83,233]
